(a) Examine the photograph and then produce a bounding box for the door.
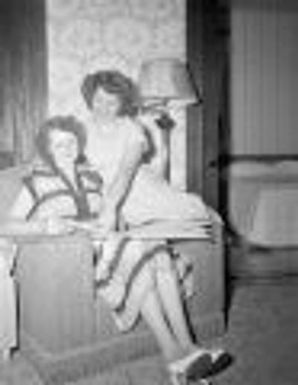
[186,0,230,214]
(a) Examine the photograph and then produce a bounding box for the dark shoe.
[168,350,213,384]
[187,349,233,382]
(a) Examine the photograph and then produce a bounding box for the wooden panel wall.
[0,0,47,164]
[231,0,298,155]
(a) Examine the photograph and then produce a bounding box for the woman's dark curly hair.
[81,70,140,117]
[36,115,87,168]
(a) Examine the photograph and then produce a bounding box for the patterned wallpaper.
[47,0,187,188]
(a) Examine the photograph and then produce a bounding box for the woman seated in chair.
[1,115,226,384]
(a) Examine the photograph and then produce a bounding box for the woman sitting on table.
[81,70,213,230]
[80,71,229,381]
[1,115,224,384]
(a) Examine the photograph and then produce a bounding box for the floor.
[1,277,298,385]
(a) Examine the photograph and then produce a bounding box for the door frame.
[186,0,230,213]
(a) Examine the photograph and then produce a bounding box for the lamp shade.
[138,58,198,107]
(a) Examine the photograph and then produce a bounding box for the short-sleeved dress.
[84,118,214,329]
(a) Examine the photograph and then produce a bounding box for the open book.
[126,219,212,240]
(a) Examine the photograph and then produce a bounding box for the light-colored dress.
[85,117,213,330]
[86,117,212,227]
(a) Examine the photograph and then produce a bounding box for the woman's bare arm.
[104,137,144,212]
[97,125,147,231]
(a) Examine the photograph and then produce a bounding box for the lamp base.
[154,112,174,181]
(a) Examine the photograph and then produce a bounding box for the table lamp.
[138,58,199,179]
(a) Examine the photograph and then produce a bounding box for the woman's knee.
[154,250,175,274]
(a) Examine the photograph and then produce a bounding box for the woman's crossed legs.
[139,249,226,384]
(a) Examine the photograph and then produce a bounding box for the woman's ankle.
[164,342,203,364]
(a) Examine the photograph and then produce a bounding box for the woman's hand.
[138,109,163,128]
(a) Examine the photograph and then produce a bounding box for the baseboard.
[229,244,298,279]
[20,311,225,385]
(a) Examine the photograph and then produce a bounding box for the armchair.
[0,166,226,384]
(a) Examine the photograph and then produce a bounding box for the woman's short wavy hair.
[36,115,87,167]
[81,70,140,117]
